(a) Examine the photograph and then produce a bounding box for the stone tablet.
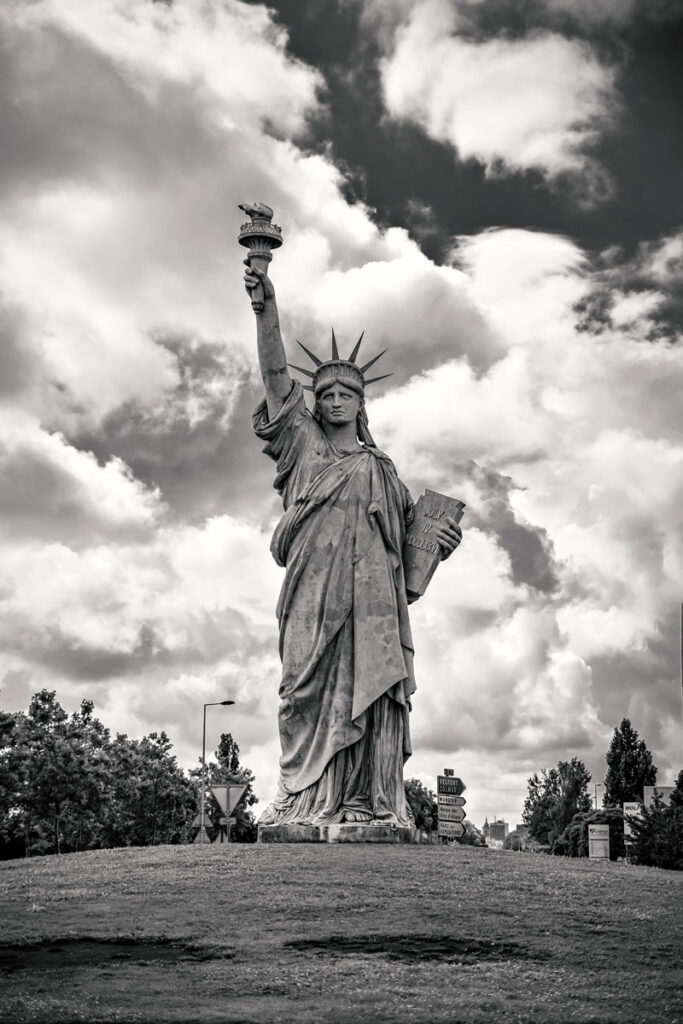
[404,489,466,598]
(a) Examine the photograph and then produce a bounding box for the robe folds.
[253,382,416,825]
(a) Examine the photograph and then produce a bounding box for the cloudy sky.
[1,0,682,828]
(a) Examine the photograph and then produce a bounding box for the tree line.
[0,690,257,858]
[522,718,683,870]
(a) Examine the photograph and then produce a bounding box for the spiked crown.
[288,329,391,395]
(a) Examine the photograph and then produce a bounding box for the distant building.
[643,786,675,807]
[482,817,509,847]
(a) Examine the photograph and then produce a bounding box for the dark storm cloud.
[0,431,159,544]
[0,23,224,199]
[589,603,682,768]
[467,464,560,595]
[3,605,272,684]
[67,335,279,524]
[267,0,683,259]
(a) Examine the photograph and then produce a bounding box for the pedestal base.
[258,824,328,844]
[257,823,419,845]
[327,823,418,844]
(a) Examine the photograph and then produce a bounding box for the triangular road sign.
[211,784,247,816]
[227,785,247,815]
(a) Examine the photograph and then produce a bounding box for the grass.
[0,843,681,1023]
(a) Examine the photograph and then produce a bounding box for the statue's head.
[315,376,364,430]
[288,330,391,446]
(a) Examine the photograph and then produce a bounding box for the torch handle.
[247,252,271,315]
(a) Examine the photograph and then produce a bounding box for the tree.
[460,820,486,846]
[0,692,114,857]
[404,778,438,834]
[627,770,683,871]
[604,719,657,807]
[104,731,196,848]
[523,758,593,848]
[195,733,258,842]
[552,806,626,860]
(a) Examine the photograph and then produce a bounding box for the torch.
[237,202,283,314]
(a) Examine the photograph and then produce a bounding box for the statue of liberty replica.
[239,204,462,837]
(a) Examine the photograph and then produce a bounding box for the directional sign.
[438,805,466,823]
[438,820,465,839]
[211,784,247,817]
[437,794,466,807]
[437,775,465,796]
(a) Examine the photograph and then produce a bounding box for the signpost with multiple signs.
[437,770,466,840]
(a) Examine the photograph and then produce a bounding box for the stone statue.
[240,205,462,830]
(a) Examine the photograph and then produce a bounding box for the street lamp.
[199,700,235,845]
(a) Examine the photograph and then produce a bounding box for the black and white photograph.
[1,1,682,1021]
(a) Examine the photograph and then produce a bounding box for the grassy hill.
[0,843,681,1023]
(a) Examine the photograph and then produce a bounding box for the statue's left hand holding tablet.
[435,516,462,561]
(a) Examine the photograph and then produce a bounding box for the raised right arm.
[244,263,293,419]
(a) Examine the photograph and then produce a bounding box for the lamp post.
[199,700,235,845]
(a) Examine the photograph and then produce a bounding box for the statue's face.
[318,381,362,425]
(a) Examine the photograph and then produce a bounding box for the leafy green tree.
[404,778,438,833]
[604,718,657,807]
[523,758,593,848]
[627,771,683,870]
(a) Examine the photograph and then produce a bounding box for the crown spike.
[364,373,393,386]
[360,348,387,374]
[288,363,315,379]
[331,328,339,360]
[302,384,314,392]
[296,339,323,367]
[348,331,365,363]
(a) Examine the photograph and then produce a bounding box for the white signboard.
[623,802,642,837]
[438,805,466,823]
[588,823,610,860]
[437,794,466,807]
[438,820,465,839]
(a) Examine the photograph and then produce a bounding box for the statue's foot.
[341,809,373,823]
[257,803,278,826]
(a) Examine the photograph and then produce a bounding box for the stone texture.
[243,214,463,830]
[257,824,328,844]
[326,824,418,845]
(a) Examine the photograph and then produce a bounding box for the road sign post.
[437,771,466,841]
[211,784,247,844]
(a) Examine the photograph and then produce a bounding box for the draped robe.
[253,382,416,826]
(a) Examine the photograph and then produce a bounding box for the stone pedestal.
[327,824,418,844]
[257,823,419,844]
[258,824,328,844]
